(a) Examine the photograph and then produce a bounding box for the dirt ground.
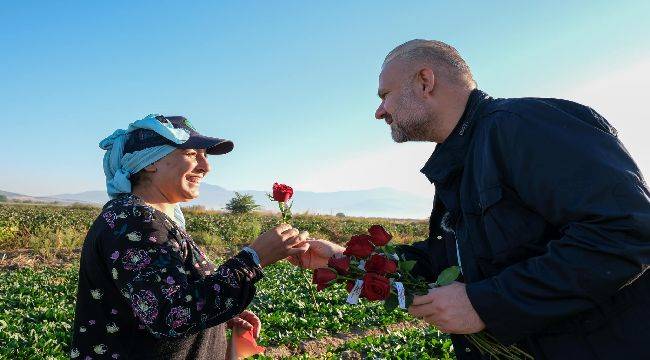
[0,248,81,270]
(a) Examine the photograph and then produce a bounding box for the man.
[290,40,650,359]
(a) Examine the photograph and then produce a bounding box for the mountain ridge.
[0,184,432,219]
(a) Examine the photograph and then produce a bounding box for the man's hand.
[408,281,486,334]
[286,239,345,270]
[227,310,261,338]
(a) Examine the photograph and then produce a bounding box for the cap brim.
[177,135,234,155]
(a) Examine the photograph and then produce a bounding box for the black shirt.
[70,194,263,359]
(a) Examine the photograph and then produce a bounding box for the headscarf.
[99,114,190,228]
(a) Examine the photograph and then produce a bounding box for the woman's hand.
[287,238,346,270]
[227,310,261,338]
[249,224,310,267]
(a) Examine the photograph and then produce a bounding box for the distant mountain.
[0,189,75,204]
[0,190,23,198]
[2,184,432,219]
[49,191,110,204]
[184,184,432,219]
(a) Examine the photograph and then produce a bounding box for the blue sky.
[1,1,649,198]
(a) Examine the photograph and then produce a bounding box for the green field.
[0,203,427,252]
[0,204,453,359]
[0,262,453,359]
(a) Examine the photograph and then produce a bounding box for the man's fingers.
[410,290,436,306]
[423,315,438,326]
[408,303,433,318]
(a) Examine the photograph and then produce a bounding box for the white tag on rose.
[394,281,406,309]
[346,279,364,304]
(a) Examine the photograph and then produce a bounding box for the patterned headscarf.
[99,114,190,228]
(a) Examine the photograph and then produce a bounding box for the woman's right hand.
[249,224,310,267]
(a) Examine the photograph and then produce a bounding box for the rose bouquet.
[312,225,532,360]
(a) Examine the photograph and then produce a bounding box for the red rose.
[361,273,391,301]
[272,183,293,202]
[364,254,397,274]
[328,255,351,275]
[312,268,338,291]
[368,225,392,246]
[343,234,375,258]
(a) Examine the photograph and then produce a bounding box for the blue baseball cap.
[123,115,234,155]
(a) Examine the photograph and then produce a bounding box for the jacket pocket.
[472,185,549,263]
[479,186,503,214]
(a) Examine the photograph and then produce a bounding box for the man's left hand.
[408,281,486,334]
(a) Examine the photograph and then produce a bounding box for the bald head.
[375,39,476,144]
[383,39,475,89]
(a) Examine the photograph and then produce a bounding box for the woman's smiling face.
[147,148,211,203]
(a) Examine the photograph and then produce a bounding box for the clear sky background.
[1,1,649,198]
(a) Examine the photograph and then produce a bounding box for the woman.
[70,114,308,359]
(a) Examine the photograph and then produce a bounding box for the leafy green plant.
[0,204,428,251]
[0,262,443,358]
[325,327,454,360]
[225,192,260,214]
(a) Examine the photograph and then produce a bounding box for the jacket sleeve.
[397,197,455,282]
[396,238,450,282]
[100,209,263,338]
[466,109,650,343]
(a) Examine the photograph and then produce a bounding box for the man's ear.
[143,164,157,173]
[416,68,435,98]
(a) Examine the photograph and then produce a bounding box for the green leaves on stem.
[267,193,293,223]
[431,266,461,288]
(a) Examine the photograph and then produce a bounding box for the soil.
[0,248,81,270]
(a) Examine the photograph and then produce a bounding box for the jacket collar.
[420,89,492,184]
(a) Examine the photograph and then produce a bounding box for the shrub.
[225,192,260,214]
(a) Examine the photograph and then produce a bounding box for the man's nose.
[375,103,387,119]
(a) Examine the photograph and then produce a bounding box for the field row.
[0,204,428,251]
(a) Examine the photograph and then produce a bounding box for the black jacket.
[400,90,650,359]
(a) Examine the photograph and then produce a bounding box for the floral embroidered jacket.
[70,194,263,359]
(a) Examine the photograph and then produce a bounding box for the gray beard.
[390,92,431,143]
[390,120,430,142]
